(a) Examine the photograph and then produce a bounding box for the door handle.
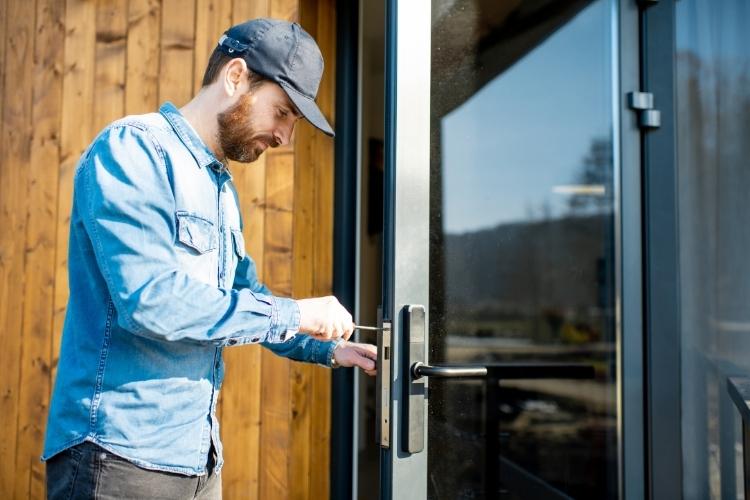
[410,362,487,379]
[410,361,595,380]
[400,304,596,455]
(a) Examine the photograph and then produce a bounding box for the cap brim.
[279,82,335,137]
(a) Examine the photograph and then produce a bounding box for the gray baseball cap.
[218,18,334,137]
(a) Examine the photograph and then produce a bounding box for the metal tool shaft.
[353,324,383,332]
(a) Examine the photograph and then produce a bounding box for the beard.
[216,93,278,163]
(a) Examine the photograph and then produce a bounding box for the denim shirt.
[42,102,337,475]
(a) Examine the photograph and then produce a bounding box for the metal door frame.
[379,0,431,497]
[369,0,655,498]
[639,2,683,499]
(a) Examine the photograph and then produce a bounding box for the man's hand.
[333,341,377,376]
[296,296,354,340]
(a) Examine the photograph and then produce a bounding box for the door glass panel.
[676,1,750,498]
[428,1,618,498]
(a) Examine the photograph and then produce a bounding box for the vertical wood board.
[125,0,161,115]
[0,0,36,494]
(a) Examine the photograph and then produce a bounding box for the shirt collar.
[159,102,224,171]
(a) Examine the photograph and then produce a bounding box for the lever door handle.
[411,361,595,381]
[411,362,487,379]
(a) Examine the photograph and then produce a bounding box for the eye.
[277,107,289,118]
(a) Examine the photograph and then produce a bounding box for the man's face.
[216,81,301,163]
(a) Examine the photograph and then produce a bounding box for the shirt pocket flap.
[231,229,246,260]
[176,211,217,254]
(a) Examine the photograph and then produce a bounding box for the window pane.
[677,1,750,498]
[428,1,619,497]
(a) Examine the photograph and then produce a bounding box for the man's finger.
[357,352,376,371]
[352,343,376,359]
[343,321,354,340]
[333,320,344,340]
[360,344,377,358]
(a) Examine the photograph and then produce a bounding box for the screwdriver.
[353,324,384,332]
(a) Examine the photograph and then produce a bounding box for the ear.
[222,58,248,97]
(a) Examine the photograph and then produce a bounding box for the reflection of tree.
[676,41,750,499]
[567,138,613,215]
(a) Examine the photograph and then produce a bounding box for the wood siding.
[0,0,336,497]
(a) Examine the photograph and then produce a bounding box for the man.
[43,18,375,499]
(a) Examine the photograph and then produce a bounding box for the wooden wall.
[0,0,336,497]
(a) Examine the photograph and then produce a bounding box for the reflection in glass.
[676,1,750,498]
[428,0,618,498]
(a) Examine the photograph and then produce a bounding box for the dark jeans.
[45,441,221,500]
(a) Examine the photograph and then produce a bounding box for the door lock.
[375,309,392,448]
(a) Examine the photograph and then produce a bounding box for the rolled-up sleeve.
[78,124,295,345]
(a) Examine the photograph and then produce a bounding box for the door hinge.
[628,91,661,130]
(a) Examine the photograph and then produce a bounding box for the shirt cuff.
[322,339,339,367]
[268,296,300,343]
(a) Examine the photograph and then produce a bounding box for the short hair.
[201,47,268,90]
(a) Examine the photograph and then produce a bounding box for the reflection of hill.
[443,214,612,315]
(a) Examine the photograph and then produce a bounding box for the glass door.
[375,0,644,498]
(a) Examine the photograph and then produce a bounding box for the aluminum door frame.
[377,1,647,498]
[380,0,431,498]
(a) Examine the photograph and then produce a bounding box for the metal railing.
[727,377,750,496]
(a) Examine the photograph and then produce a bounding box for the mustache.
[253,133,280,148]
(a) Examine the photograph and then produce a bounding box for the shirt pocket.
[176,211,217,254]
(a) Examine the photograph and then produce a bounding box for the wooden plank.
[290,123,315,500]
[309,364,332,496]
[259,149,295,499]
[270,0,298,22]
[265,152,295,213]
[159,0,196,106]
[94,0,128,133]
[289,360,313,500]
[220,339,263,498]
[264,151,294,296]
[193,0,232,94]
[14,0,65,497]
[125,0,161,115]
[0,0,7,145]
[289,4,320,497]
[259,347,291,500]
[220,345,264,499]
[53,0,97,400]
[231,0,268,24]
[311,0,335,296]
[0,0,36,495]
[302,0,336,496]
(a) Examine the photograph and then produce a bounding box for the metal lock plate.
[376,310,392,448]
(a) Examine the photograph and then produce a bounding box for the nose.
[274,121,295,147]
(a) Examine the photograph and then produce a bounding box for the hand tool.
[353,324,383,332]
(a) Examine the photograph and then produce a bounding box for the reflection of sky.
[676,0,750,62]
[441,0,613,234]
